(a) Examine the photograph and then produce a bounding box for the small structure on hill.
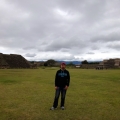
[0,53,31,69]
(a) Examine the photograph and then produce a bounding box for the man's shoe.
[50,107,57,110]
[61,106,65,110]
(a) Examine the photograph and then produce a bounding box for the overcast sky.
[0,0,120,61]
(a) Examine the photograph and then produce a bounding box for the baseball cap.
[61,62,66,65]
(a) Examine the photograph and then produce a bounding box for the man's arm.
[55,71,58,89]
[67,71,70,86]
[65,71,70,90]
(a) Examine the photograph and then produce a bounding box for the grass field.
[0,68,120,120]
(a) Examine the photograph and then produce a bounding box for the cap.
[61,62,66,65]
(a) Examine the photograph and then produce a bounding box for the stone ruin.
[0,53,31,69]
[97,58,120,69]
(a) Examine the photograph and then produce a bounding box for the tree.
[44,62,48,66]
[46,59,56,66]
[81,60,88,64]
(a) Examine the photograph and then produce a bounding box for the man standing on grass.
[50,62,70,110]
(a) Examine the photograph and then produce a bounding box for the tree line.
[43,59,99,67]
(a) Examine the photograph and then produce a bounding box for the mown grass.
[0,68,120,120]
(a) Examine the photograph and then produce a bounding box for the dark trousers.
[53,87,67,108]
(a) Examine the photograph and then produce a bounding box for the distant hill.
[57,61,81,65]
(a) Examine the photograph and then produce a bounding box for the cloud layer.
[0,0,120,61]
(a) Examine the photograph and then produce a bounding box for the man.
[50,62,70,110]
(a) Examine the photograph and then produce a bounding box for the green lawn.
[0,68,120,120]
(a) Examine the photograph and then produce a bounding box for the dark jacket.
[55,69,70,88]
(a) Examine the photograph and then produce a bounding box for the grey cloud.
[86,52,94,54]
[101,51,109,53]
[91,46,100,50]
[107,42,120,50]
[58,0,106,23]
[0,0,120,61]
[91,32,120,43]
[23,46,35,50]
[44,36,89,52]
[60,48,69,52]
[25,53,36,57]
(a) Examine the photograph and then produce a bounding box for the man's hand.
[55,86,58,90]
[64,86,68,90]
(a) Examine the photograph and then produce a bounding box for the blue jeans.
[53,87,67,108]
